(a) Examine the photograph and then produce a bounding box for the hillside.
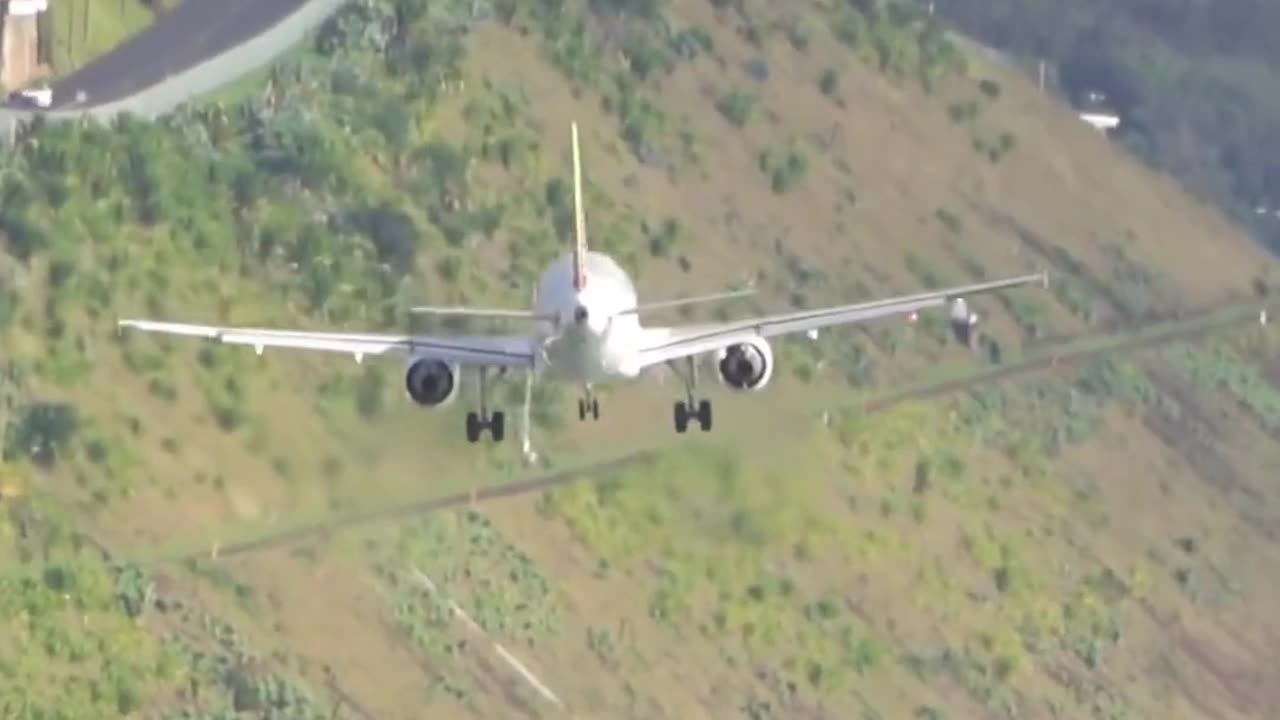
[1,0,1279,718]
[933,0,1280,250]
[43,0,165,75]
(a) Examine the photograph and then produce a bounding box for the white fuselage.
[531,251,644,382]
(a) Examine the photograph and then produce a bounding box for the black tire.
[591,398,600,420]
[697,399,713,432]
[491,411,506,442]
[673,401,688,433]
[577,399,586,420]
[465,412,481,443]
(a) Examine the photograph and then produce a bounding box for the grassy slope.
[2,0,1280,718]
[43,0,160,75]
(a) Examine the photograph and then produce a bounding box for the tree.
[352,202,420,276]
[4,402,80,468]
[372,99,413,174]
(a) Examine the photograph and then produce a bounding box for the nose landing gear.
[577,386,600,421]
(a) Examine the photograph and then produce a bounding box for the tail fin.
[571,121,588,291]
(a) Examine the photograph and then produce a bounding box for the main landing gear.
[465,367,505,443]
[669,356,712,433]
[577,387,600,421]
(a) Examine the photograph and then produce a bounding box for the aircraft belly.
[542,334,600,381]
[541,329,632,382]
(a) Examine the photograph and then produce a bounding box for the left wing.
[116,320,535,367]
[635,271,1048,369]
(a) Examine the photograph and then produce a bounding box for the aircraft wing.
[635,272,1047,369]
[116,320,536,368]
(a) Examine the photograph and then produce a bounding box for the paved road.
[46,0,307,109]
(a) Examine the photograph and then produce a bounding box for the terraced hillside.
[1,0,1278,717]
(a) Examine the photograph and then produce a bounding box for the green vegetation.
[0,470,354,718]
[758,139,809,194]
[45,0,160,77]
[716,89,757,127]
[1166,343,1280,433]
[0,0,1278,717]
[371,510,563,709]
[827,0,966,91]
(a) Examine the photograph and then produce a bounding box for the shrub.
[759,143,810,194]
[715,90,756,127]
[4,402,80,467]
[819,68,840,97]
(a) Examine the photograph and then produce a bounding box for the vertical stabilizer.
[571,121,588,291]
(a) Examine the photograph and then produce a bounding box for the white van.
[8,84,53,109]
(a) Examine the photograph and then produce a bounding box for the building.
[1074,90,1122,135]
[1079,111,1121,133]
[1,0,50,92]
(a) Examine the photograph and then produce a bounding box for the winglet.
[571,121,588,292]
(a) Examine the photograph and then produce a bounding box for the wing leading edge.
[116,320,536,368]
[635,271,1048,368]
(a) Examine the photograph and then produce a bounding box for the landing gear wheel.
[673,402,689,433]
[578,393,602,421]
[464,367,505,443]
[669,357,713,434]
[697,399,713,431]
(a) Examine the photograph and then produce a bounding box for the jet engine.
[716,338,774,392]
[949,297,980,348]
[404,358,460,407]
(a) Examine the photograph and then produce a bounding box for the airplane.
[117,121,1049,460]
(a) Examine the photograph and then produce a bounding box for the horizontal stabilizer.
[620,287,756,315]
[409,306,549,320]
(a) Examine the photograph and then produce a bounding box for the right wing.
[116,320,535,368]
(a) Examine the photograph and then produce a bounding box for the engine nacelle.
[716,338,774,392]
[404,358,460,407]
[949,297,980,348]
